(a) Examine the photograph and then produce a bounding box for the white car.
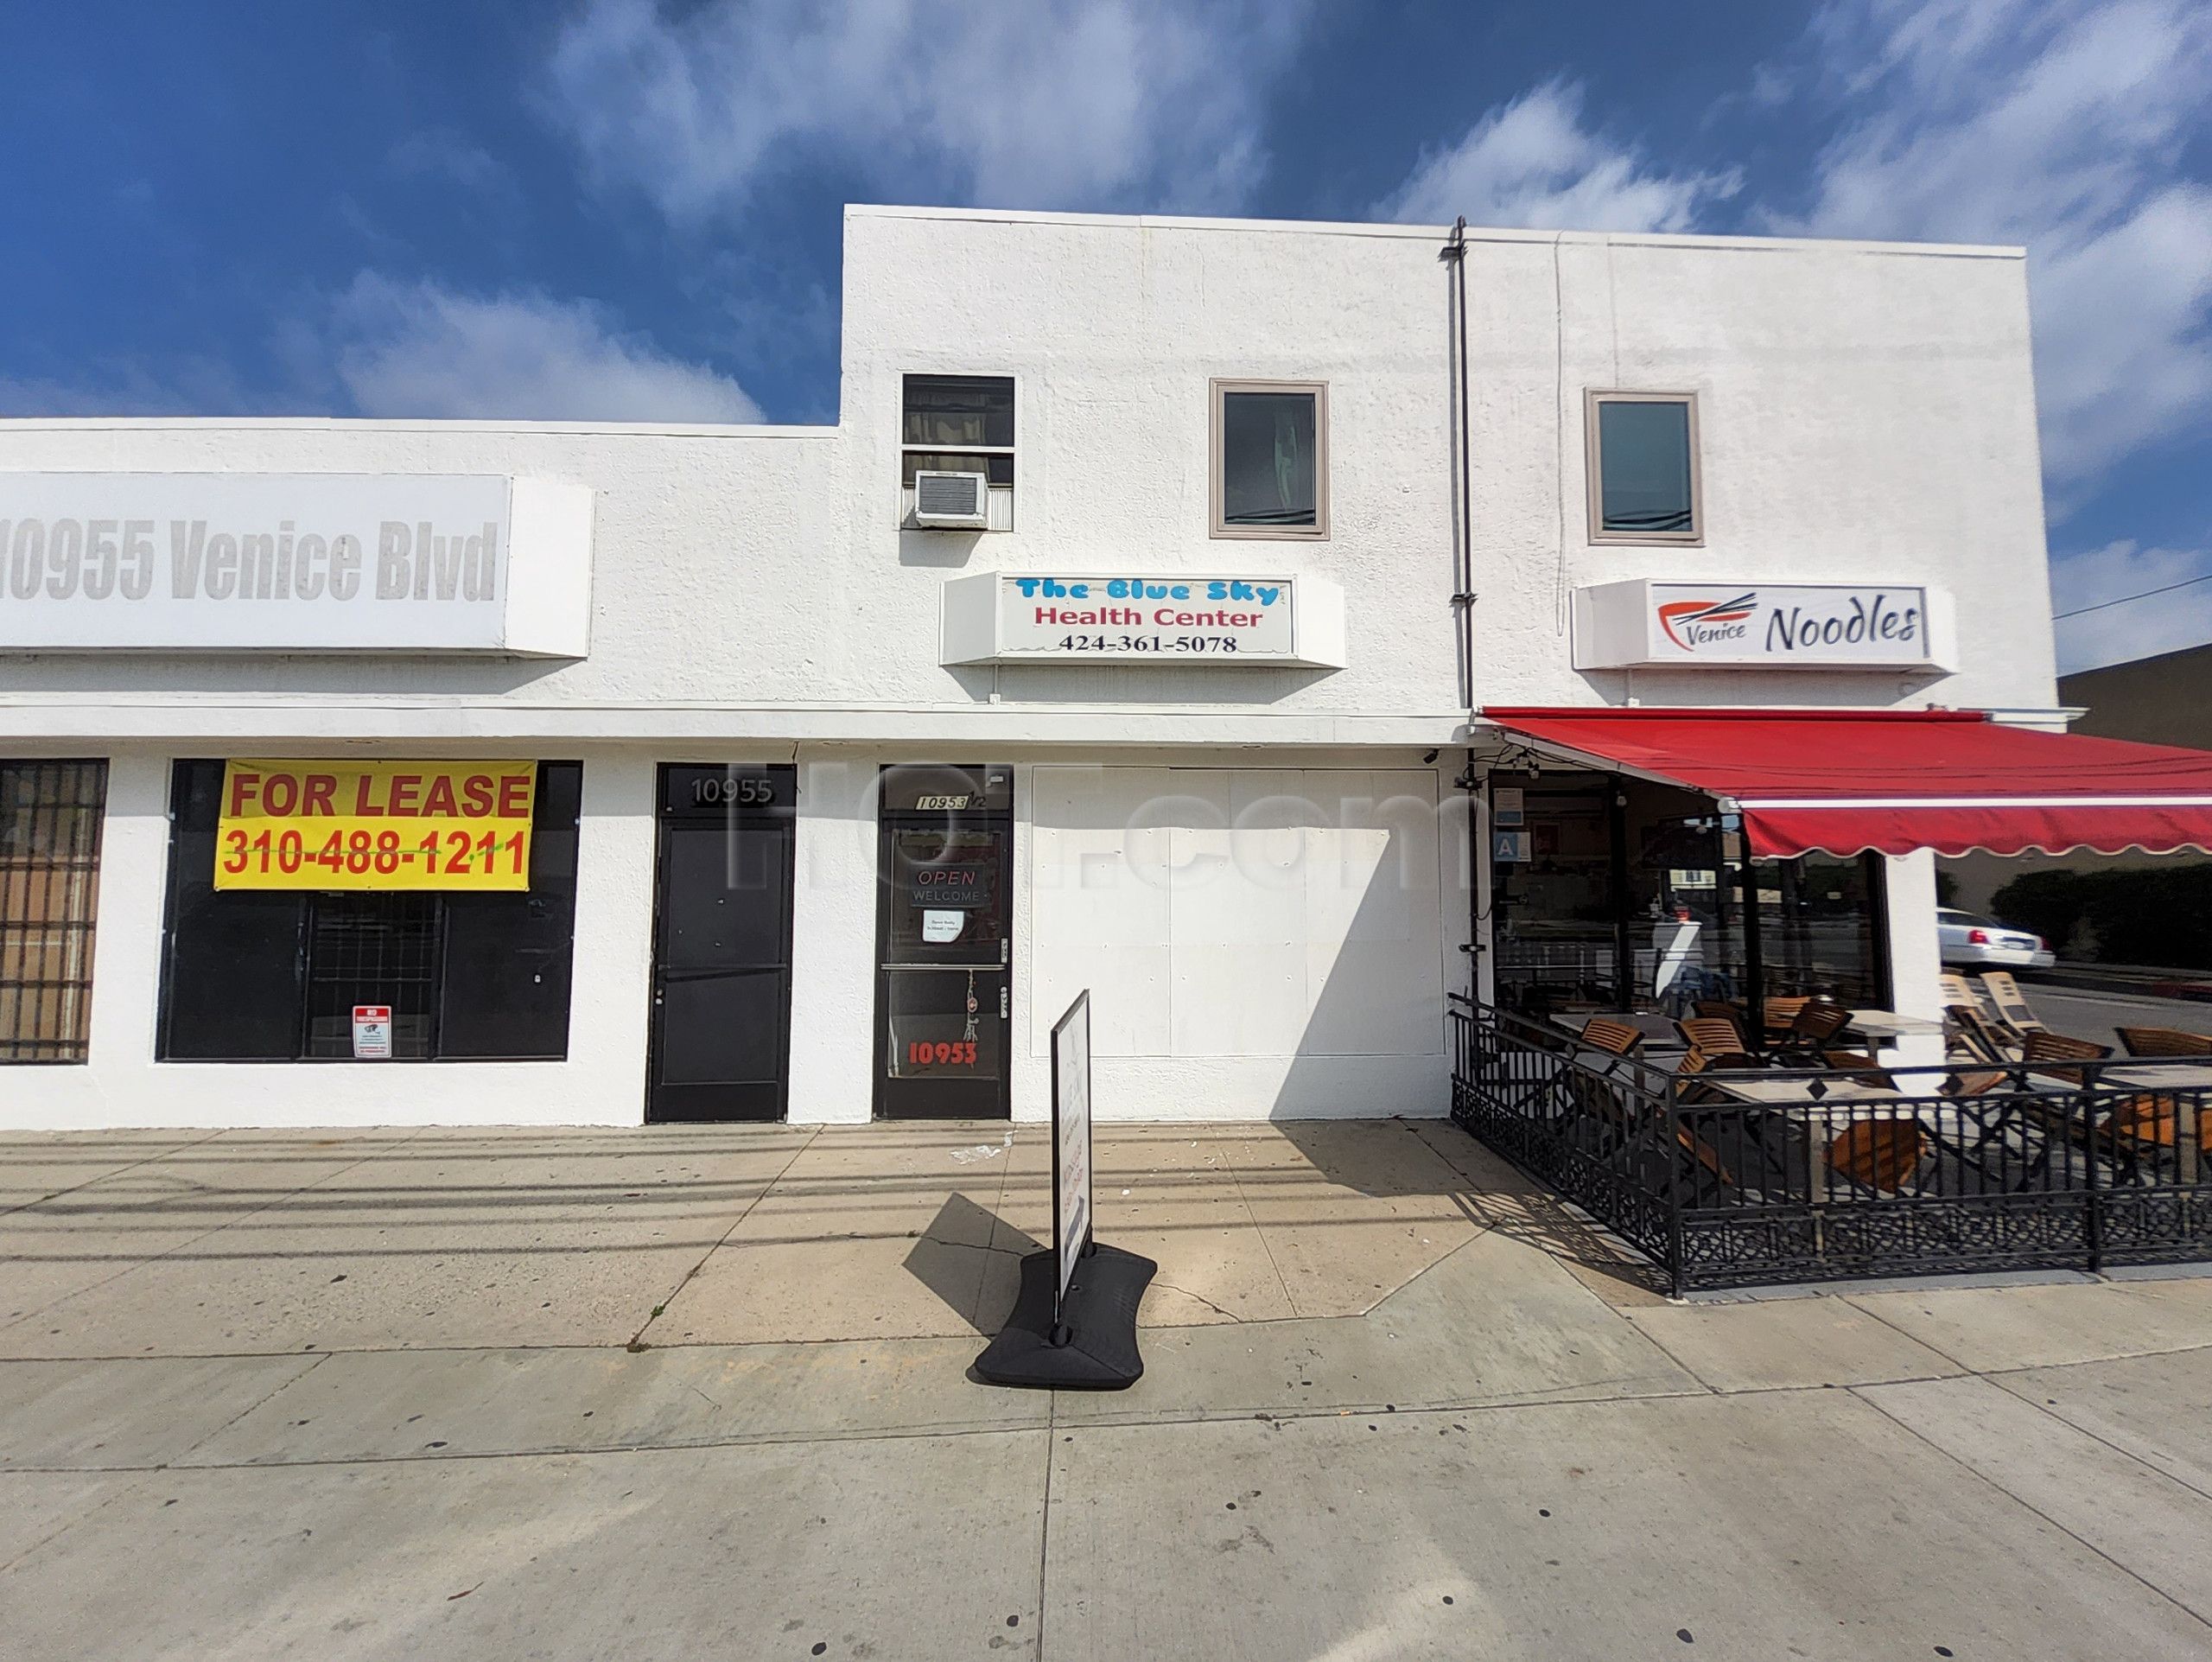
[1937,907,2055,971]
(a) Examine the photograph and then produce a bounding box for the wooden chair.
[1652,1050,1741,1189]
[2020,1028,2112,1085]
[1762,996,1809,1036]
[2080,1093,2206,1186]
[1952,1004,2024,1064]
[1560,1018,1647,1148]
[1822,1049,1898,1090]
[1979,971,2045,1037]
[1674,1045,1760,1097]
[1694,998,1747,1022]
[1771,997,1854,1067]
[1578,1016,1644,1061]
[1827,1119,1929,1194]
[1942,1006,2017,1098]
[1938,972,1987,1016]
[2105,1095,2187,1149]
[1676,1015,1751,1058]
[2118,1026,2212,1059]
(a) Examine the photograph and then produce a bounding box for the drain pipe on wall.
[1441,217,1475,710]
[1442,218,1483,1002]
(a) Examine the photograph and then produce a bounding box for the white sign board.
[1052,990,1094,1313]
[942,571,1345,667]
[351,1004,393,1060]
[1572,578,1952,671]
[0,473,593,655]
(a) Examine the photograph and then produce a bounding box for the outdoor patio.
[1452,995,2212,1293]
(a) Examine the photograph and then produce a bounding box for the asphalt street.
[2021,981,2212,1049]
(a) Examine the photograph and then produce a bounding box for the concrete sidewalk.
[4,1121,2211,1659]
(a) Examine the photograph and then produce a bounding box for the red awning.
[1481,707,2212,859]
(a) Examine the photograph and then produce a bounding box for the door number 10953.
[906,1040,979,1067]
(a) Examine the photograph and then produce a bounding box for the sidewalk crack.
[626,1130,817,1350]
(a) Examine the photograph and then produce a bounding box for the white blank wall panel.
[1030,766,1446,1108]
[1030,766,1173,1057]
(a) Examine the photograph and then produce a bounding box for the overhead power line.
[2054,570,2212,621]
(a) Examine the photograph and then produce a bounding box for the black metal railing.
[1448,994,2212,1293]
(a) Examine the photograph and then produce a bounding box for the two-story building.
[8,204,2209,1130]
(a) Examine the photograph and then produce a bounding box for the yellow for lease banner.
[215,760,537,891]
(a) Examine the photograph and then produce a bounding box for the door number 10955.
[691,775,777,806]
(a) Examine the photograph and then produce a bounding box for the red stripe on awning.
[1480,707,2212,859]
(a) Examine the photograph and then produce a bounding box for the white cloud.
[0,360,277,418]
[542,0,1313,225]
[389,130,519,205]
[323,276,760,423]
[1777,0,2212,489]
[1376,79,1741,232]
[2050,539,2212,672]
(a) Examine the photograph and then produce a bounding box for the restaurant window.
[1587,392,1701,544]
[1492,773,1886,1018]
[0,760,107,1064]
[1212,379,1327,537]
[901,374,1015,506]
[156,760,582,1061]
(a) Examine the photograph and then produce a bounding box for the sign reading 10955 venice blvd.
[1572,577,1954,672]
[940,570,1346,667]
[0,473,593,655]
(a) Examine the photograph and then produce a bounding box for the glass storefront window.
[157,760,582,1061]
[1491,773,1886,1020]
[1754,850,1883,1006]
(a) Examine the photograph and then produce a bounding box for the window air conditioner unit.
[912,469,989,528]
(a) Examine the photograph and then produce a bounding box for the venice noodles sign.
[1572,577,1954,671]
[0,473,592,654]
[940,570,1346,667]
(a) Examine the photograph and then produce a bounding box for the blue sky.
[3,0,2207,672]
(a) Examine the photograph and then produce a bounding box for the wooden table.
[1704,1076,1900,1108]
[1846,1009,1948,1042]
[1700,1075,1934,1219]
[2105,1063,2212,1089]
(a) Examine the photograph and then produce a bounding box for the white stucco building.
[0,204,2085,1129]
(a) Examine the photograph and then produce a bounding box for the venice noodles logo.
[1656,593,1757,651]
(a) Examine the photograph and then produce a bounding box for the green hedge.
[1990,863,2212,969]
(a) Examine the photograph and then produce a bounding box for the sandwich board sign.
[973,990,1155,1390]
[1052,990,1094,1314]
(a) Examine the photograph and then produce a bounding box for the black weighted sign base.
[974,1243,1155,1390]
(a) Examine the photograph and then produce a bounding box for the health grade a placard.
[215,761,536,891]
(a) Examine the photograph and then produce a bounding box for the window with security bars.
[0,761,108,1064]
[156,760,582,1062]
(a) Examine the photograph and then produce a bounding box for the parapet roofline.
[845,202,2026,262]
[0,417,838,436]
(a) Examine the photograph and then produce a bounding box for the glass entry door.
[1490,780,1623,1013]
[874,764,1012,1119]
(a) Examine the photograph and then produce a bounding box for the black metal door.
[874,764,1013,1120]
[647,765,796,1123]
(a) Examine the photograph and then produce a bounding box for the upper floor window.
[902,375,1014,532]
[1587,392,1702,544]
[1212,379,1328,538]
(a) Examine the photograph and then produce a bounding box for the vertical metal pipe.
[1442,217,1474,710]
[1664,1071,1688,1296]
